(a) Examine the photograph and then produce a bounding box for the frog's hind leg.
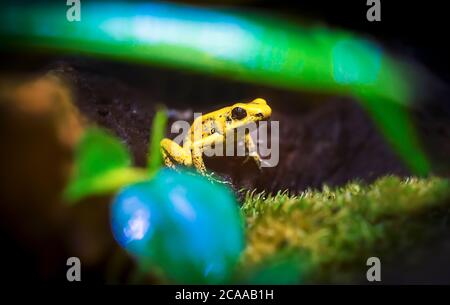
[160,138,192,169]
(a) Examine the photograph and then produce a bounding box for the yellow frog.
[160,98,272,176]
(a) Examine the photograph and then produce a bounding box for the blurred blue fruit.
[110,168,244,284]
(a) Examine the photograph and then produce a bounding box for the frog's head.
[227,98,272,129]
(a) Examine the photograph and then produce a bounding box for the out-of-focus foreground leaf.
[64,127,148,203]
[147,108,168,174]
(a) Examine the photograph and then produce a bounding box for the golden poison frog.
[161,98,272,176]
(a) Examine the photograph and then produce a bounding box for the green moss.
[240,176,450,283]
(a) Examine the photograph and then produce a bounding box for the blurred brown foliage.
[0,74,125,281]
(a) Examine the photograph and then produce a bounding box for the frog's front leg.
[192,145,231,185]
[191,146,207,175]
[160,138,192,169]
[244,133,263,169]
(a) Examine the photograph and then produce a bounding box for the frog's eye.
[231,107,247,120]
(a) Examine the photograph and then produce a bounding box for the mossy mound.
[240,176,450,283]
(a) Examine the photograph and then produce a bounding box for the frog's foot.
[204,172,233,186]
[243,153,264,171]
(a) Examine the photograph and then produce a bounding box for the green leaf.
[65,167,149,203]
[75,127,131,179]
[358,95,431,176]
[147,107,168,174]
[64,127,148,203]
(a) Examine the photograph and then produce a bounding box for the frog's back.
[189,106,230,137]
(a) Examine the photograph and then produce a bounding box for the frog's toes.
[205,172,233,186]
[259,159,272,169]
[243,155,252,164]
